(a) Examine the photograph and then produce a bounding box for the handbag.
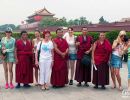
[38,42,42,61]
[81,54,91,67]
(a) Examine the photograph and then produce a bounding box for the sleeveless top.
[63,33,77,54]
[112,43,124,57]
[33,38,43,53]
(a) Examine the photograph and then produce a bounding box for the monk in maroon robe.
[15,31,33,88]
[51,28,69,88]
[92,32,112,89]
[75,27,93,86]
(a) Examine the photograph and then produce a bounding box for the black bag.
[38,42,42,61]
[81,54,91,66]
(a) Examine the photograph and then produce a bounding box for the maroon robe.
[15,39,33,84]
[75,35,93,83]
[92,39,112,85]
[51,38,69,86]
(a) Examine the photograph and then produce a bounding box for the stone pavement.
[0,63,129,100]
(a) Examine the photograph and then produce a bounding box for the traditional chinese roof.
[28,7,55,18]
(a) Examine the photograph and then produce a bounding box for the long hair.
[114,30,126,44]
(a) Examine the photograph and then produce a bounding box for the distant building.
[20,7,55,30]
[19,8,130,32]
[120,18,130,22]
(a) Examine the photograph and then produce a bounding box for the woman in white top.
[63,27,77,85]
[110,30,126,91]
[35,31,54,90]
[32,30,43,85]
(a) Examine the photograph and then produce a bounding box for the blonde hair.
[112,30,126,47]
[115,30,126,43]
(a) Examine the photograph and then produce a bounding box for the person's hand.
[15,59,18,64]
[128,41,130,47]
[76,42,80,46]
[2,49,7,54]
[51,60,54,68]
[35,61,39,67]
[85,50,90,54]
[61,52,66,58]
[1,55,6,60]
[2,46,6,50]
[92,59,95,64]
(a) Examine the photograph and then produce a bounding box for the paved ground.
[0,63,130,100]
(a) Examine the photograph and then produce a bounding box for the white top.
[112,44,124,57]
[63,32,77,54]
[37,40,54,61]
[33,38,43,53]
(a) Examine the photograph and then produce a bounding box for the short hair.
[43,31,51,38]
[56,28,63,34]
[99,32,106,34]
[20,30,27,36]
[35,30,40,33]
[68,27,73,31]
[81,27,88,30]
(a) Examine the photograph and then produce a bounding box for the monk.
[15,31,33,88]
[51,28,69,88]
[75,27,93,87]
[92,32,112,89]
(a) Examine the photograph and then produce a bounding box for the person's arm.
[32,39,35,51]
[112,40,118,50]
[15,46,18,64]
[85,46,93,54]
[75,36,80,47]
[35,42,40,66]
[53,42,63,56]
[123,43,129,53]
[85,37,93,54]
[92,42,97,64]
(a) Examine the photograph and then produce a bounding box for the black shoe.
[53,85,65,88]
[69,80,73,85]
[23,84,31,88]
[52,86,58,88]
[94,85,98,89]
[16,83,21,89]
[101,85,106,89]
[77,82,82,87]
[84,83,89,87]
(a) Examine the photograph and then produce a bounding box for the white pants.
[39,59,52,85]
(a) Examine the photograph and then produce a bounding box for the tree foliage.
[99,16,109,24]
[40,16,91,27]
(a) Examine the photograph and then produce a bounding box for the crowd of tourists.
[0,27,130,92]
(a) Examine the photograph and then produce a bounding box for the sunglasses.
[120,35,125,37]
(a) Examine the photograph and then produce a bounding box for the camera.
[124,35,129,42]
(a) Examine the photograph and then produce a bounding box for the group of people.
[0,27,130,92]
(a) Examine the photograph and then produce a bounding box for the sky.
[0,0,130,25]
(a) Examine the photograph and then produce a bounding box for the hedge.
[0,30,130,44]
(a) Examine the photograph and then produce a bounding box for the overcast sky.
[0,0,130,25]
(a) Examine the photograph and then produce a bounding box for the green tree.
[40,18,55,27]
[99,16,109,24]
[73,19,80,25]
[40,17,68,27]
[68,20,74,26]
[79,17,89,25]
[0,24,16,31]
